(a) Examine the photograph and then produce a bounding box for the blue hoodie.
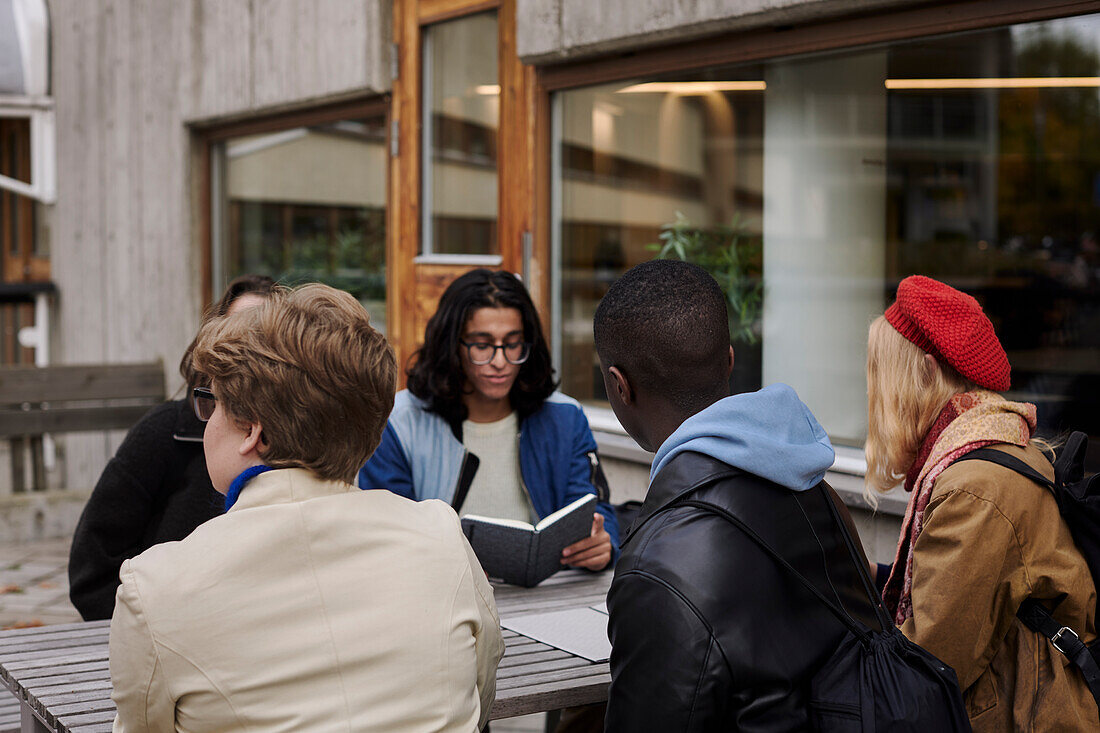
[649,383,835,491]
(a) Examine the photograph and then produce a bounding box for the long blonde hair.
[865,316,974,495]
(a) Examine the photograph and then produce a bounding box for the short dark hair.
[407,269,556,429]
[594,260,730,413]
[179,274,278,389]
[213,274,276,317]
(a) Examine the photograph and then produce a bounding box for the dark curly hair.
[407,269,557,430]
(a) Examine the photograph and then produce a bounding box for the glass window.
[554,14,1100,468]
[421,12,499,256]
[212,116,388,331]
[553,76,765,405]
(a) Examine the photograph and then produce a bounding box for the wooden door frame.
[390,0,536,374]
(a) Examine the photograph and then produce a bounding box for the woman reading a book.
[359,268,619,572]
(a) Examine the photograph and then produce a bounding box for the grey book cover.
[461,494,597,587]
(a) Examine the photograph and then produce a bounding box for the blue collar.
[224,465,275,511]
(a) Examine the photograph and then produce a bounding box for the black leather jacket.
[605,451,879,732]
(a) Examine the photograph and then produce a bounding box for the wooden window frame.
[192,94,390,324]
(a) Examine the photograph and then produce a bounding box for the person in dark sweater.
[68,275,275,620]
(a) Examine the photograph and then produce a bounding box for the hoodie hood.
[649,383,835,492]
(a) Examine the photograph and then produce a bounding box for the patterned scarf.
[882,390,1036,625]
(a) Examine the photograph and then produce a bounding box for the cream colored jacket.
[109,468,504,732]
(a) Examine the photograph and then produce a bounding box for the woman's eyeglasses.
[461,341,532,366]
[191,387,217,422]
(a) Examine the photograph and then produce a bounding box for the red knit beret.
[884,275,1010,391]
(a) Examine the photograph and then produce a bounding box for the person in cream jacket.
[108,283,504,732]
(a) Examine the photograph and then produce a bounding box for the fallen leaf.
[3,620,44,630]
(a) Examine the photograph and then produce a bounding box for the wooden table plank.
[490,673,611,719]
[64,717,112,730]
[46,700,116,717]
[20,662,111,686]
[497,655,595,681]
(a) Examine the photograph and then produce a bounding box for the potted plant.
[648,212,764,393]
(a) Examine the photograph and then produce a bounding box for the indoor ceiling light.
[886,77,1100,89]
[616,81,767,94]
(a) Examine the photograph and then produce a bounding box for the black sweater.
[68,399,223,620]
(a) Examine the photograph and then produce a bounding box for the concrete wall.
[42,0,391,509]
[516,0,916,64]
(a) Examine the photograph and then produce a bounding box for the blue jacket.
[359,390,619,564]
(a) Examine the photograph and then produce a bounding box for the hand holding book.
[561,512,612,571]
[461,494,598,586]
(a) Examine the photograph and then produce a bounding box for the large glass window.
[554,14,1100,468]
[212,115,388,330]
[421,12,499,257]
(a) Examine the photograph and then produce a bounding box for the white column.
[761,51,888,442]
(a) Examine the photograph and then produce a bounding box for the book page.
[534,493,596,532]
[461,514,533,531]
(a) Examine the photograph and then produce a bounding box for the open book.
[460,494,597,587]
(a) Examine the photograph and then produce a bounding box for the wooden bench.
[0,363,165,492]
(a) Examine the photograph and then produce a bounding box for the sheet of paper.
[502,606,611,663]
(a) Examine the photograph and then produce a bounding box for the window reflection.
[554,14,1100,469]
[422,12,499,256]
[215,117,387,331]
[887,19,1100,462]
[554,78,765,404]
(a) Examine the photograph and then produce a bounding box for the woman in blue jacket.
[359,269,618,571]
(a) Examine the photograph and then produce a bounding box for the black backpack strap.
[816,483,896,633]
[952,448,1055,492]
[678,498,875,644]
[952,448,1100,708]
[1018,599,1100,709]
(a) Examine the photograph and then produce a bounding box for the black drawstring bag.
[681,483,971,732]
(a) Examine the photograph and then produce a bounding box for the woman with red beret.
[865,275,1099,731]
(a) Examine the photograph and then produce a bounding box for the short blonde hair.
[192,283,396,482]
[865,315,973,495]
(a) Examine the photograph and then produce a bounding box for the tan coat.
[901,443,1099,732]
[109,468,504,732]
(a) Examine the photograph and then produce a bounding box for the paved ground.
[0,537,80,629]
[0,537,547,731]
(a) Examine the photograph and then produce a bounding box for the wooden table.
[0,569,612,732]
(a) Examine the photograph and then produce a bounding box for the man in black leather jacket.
[593,260,879,732]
